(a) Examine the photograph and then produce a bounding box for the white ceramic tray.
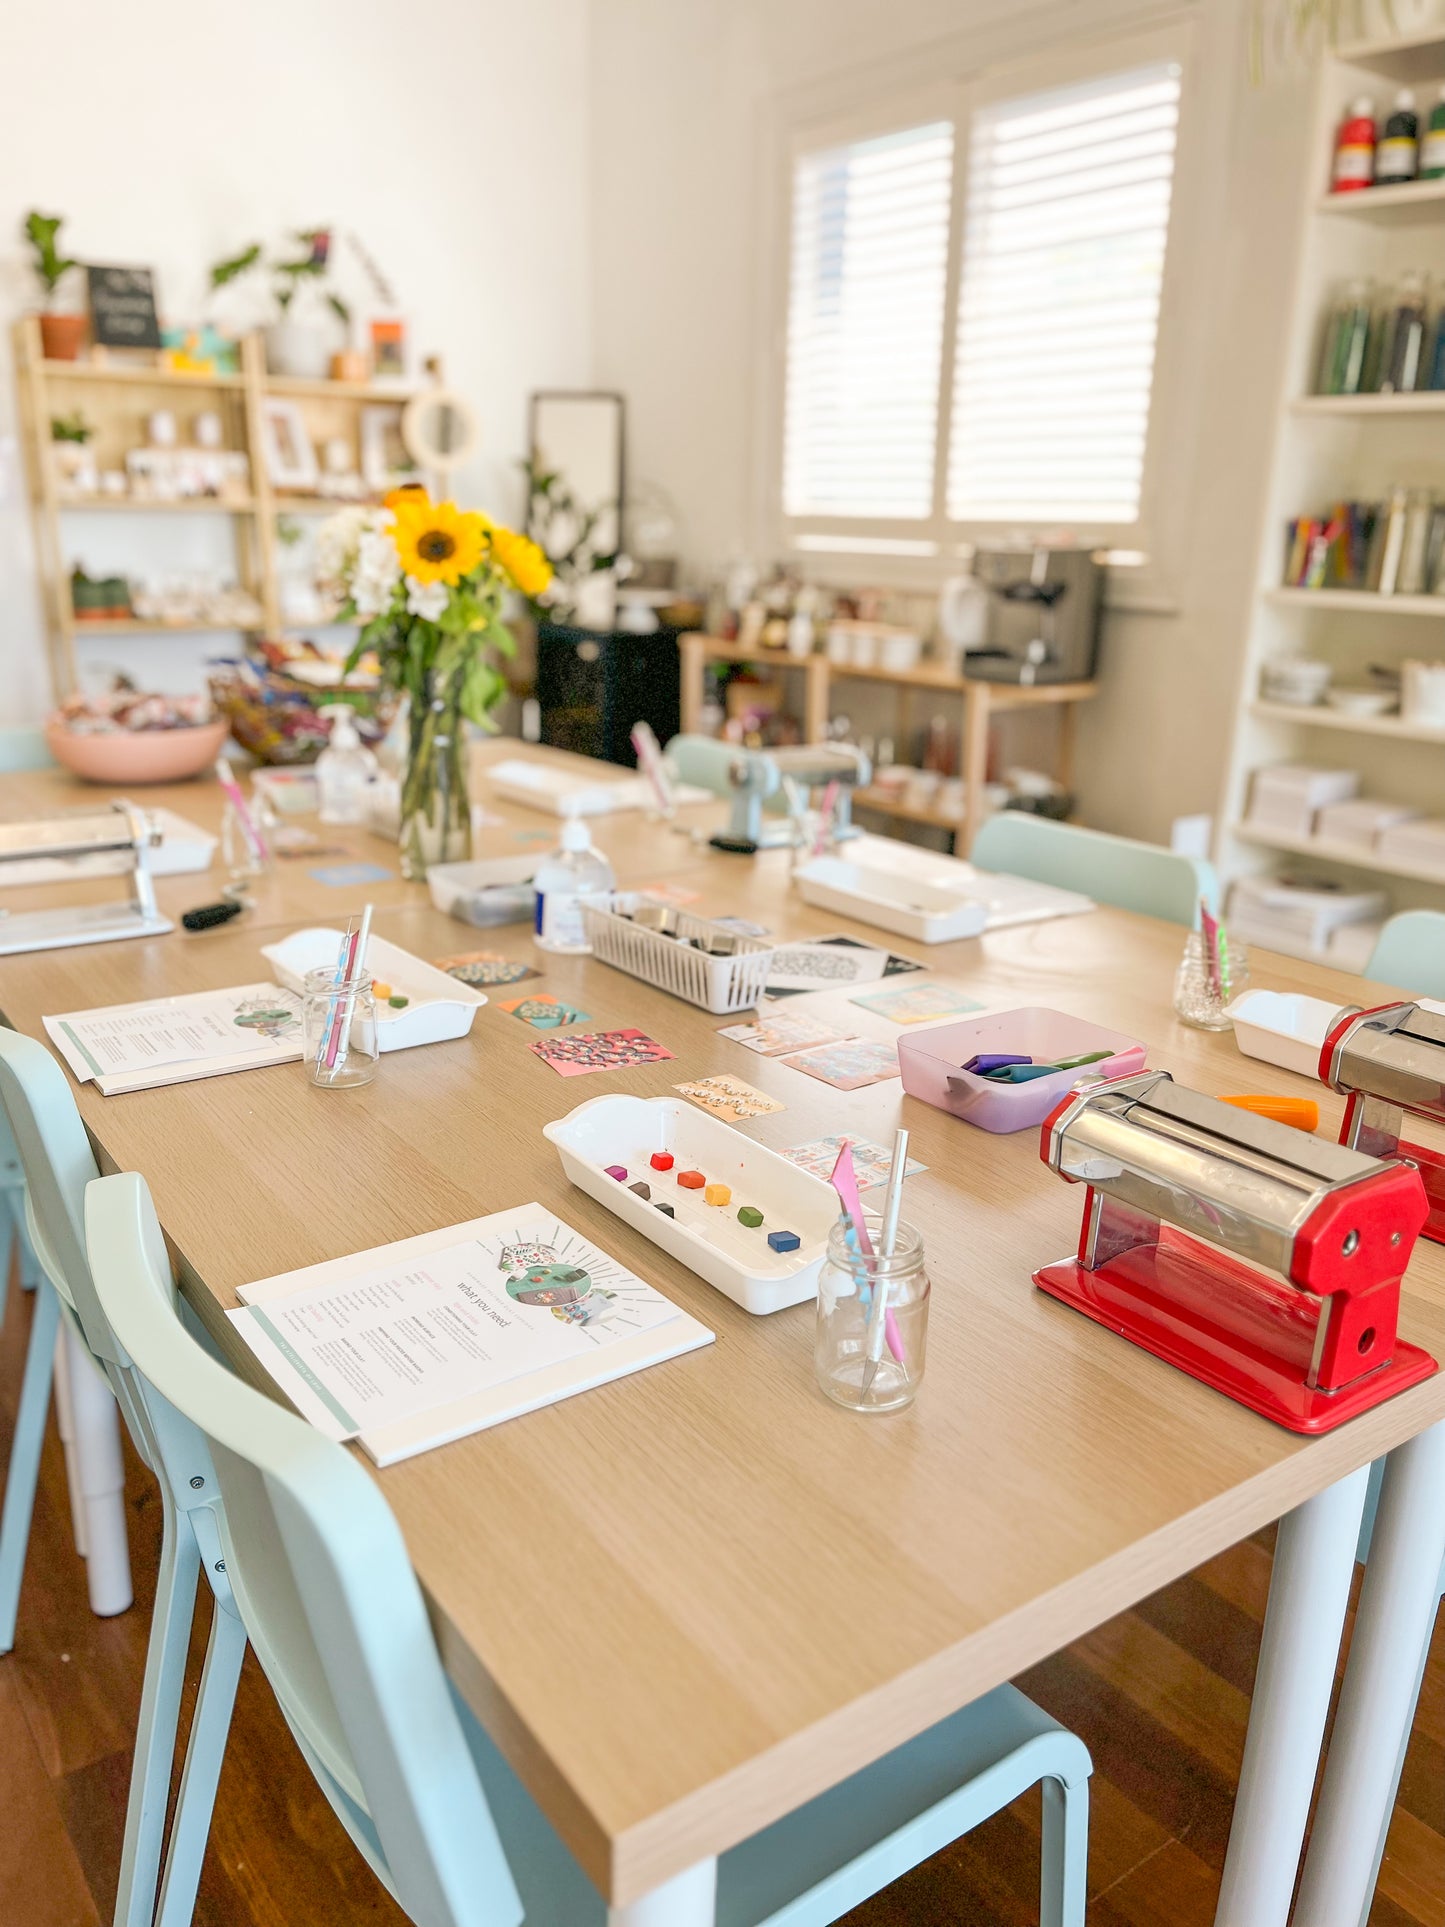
[543,1093,836,1314]
[1225,988,1354,1079]
[261,928,486,1051]
[485,758,711,817]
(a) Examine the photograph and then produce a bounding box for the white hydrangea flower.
[404,575,449,621]
[351,526,402,619]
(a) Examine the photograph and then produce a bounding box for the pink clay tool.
[828,1140,904,1366]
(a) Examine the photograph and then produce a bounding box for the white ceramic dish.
[262,928,486,1051]
[1225,988,1353,1079]
[1325,687,1397,718]
[543,1093,835,1314]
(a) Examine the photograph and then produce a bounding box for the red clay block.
[650,1152,674,1171]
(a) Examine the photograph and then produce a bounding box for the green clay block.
[388,994,409,1008]
[737,1205,764,1228]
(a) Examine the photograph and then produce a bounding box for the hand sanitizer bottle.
[533,809,615,953]
[315,705,377,825]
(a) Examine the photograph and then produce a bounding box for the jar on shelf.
[1173,932,1250,1031]
[815,1217,930,1414]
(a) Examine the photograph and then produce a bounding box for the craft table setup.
[1,741,1442,1924]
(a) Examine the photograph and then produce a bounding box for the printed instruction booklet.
[45,983,305,1095]
[229,1204,713,1465]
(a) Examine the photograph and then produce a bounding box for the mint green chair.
[0,729,52,773]
[1365,912,1445,999]
[85,1164,1094,1927]
[970,812,1217,926]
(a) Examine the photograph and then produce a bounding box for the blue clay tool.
[986,1062,1070,1083]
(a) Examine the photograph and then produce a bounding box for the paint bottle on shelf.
[1422,86,1445,179]
[1376,90,1420,184]
[1331,97,1376,192]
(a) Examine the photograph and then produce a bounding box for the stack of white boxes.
[1227,873,1386,967]
[1377,819,1445,879]
[1246,765,1360,840]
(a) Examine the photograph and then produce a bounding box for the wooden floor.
[1,1279,1440,1927]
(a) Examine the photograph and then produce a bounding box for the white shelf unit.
[1218,23,1445,927]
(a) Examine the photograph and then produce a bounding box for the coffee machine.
[964,547,1104,686]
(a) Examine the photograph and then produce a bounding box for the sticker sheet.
[499,992,591,1030]
[765,934,922,997]
[780,1039,901,1091]
[432,950,540,988]
[530,1028,675,1077]
[674,1074,785,1121]
[849,983,985,1025]
[781,1135,927,1190]
[635,881,702,906]
[717,1012,849,1056]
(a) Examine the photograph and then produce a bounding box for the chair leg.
[113,1499,200,1927]
[154,1599,247,1927]
[0,1279,60,1654]
[60,1322,131,1617]
[53,1323,89,1560]
[1040,1774,1089,1927]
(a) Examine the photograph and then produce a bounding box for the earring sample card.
[230,1204,713,1465]
[529,1028,675,1076]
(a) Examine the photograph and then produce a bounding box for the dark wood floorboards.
[0,1268,1439,1925]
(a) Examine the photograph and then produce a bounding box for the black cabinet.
[535,623,684,766]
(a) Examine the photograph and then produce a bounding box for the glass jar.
[815,1217,929,1414]
[302,966,379,1089]
[1173,931,1250,1031]
[219,793,275,901]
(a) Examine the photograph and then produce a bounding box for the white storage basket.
[579,894,775,1014]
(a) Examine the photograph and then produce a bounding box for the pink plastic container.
[897,1007,1147,1135]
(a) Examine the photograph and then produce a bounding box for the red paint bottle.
[1332,95,1376,193]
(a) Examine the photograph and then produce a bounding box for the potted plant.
[24,213,85,360]
[210,228,351,380]
[316,489,552,876]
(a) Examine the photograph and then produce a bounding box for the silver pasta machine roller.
[1322,1001,1445,1246]
[0,804,171,955]
[1034,1068,1433,1433]
[709,743,871,854]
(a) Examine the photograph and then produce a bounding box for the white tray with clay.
[543,1093,836,1314]
[261,927,487,1051]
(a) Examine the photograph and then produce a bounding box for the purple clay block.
[767,1230,801,1253]
[605,1165,628,1181]
[961,1053,1031,1075]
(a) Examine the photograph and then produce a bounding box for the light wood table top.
[0,753,1440,1905]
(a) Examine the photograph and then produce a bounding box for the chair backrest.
[1366,911,1445,999]
[0,729,53,774]
[969,812,1216,926]
[85,1170,522,1927]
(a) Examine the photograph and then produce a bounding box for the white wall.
[588,0,1316,843]
[0,0,594,723]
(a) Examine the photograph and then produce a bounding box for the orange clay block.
[704,1183,731,1207]
[677,1169,706,1190]
[372,980,393,1000]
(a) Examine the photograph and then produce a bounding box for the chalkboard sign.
[86,265,161,350]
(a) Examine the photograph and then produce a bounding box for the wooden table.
[0,749,1441,1921]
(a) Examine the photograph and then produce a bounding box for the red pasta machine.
[1321,1002,1445,1246]
[1034,1070,1433,1433]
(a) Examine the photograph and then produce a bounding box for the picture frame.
[360,403,417,494]
[259,399,318,492]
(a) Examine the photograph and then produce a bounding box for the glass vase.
[400,688,472,881]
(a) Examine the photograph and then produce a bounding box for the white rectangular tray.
[800,835,1093,938]
[543,1093,836,1314]
[581,895,775,1014]
[261,928,486,1051]
[792,857,989,944]
[1225,988,1353,1079]
[485,757,710,816]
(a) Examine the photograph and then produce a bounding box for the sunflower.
[487,523,553,598]
[383,482,430,513]
[391,496,487,586]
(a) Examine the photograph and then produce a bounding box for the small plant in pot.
[210,228,351,380]
[24,212,85,360]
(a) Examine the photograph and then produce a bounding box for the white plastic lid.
[1350,95,1375,118]
[560,814,593,853]
[1396,88,1416,109]
[319,703,361,750]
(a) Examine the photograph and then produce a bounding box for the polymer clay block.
[737,1205,764,1228]
[629,1181,651,1200]
[677,1169,706,1190]
[704,1183,731,1207]
[650,1151,674,1171]
[767,1229,801,1253]
[655,1201,675,1218]
[605,1165,628,1181]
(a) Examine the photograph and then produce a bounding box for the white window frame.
[754,11,1217,612]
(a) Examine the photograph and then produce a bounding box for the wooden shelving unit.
[677,631,1098,853]
[12,315,421,695]
[1217,21,1445,923]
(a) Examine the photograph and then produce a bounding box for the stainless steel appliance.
[966,548,1103,686]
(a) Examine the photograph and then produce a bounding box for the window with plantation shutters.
[776,48,1185,556]
[783,120,954,521]
[947,63,1181,526]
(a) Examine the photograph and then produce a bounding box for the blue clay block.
[767,1230,801,1253]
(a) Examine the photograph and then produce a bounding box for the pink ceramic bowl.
[45,718,230,785]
